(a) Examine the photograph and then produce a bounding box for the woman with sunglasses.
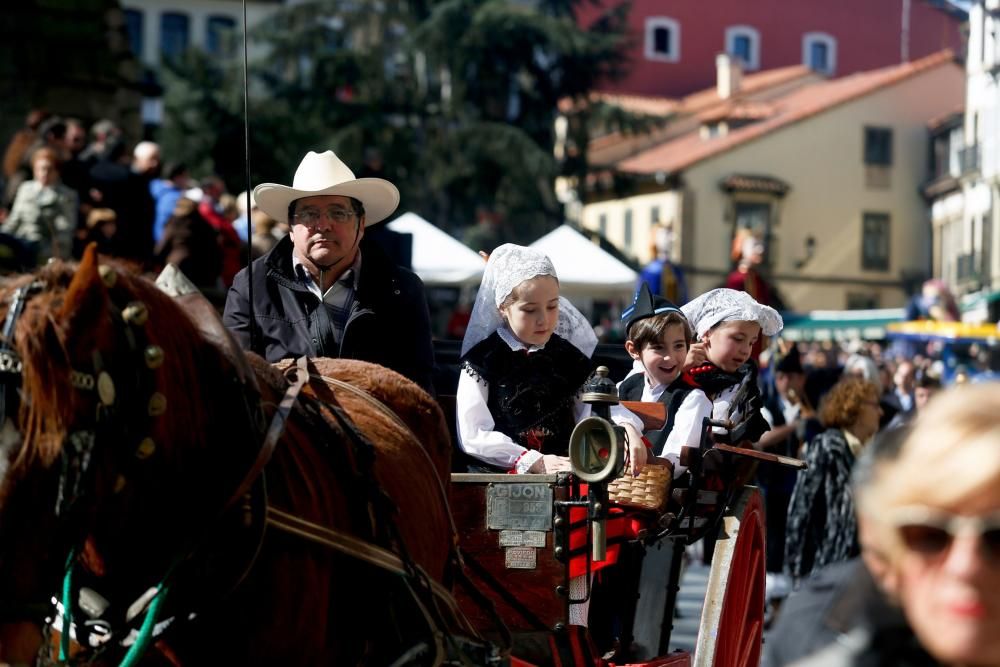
[785,377,884,582]
[860,384,1000,666]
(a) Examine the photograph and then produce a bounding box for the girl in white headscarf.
[659,288,783,471]
[457,244,647,628]
[457,243,647,476]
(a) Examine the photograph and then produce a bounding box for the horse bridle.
[0,271,273,664]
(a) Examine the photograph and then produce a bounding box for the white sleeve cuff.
[514,449,545,474]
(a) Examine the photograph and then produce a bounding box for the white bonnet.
[461,243,597,357]
[485,244,557,306]
[681,288,783,339]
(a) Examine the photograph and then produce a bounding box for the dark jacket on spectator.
[154,205,223,291]
[222,235,435,394]
[785,428,860,580]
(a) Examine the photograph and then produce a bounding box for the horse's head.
[0,246,264,658]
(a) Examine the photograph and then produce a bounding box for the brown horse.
[0,247,484,665]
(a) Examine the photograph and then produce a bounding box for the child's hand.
[529,454,572,474]
[684,342,707,370]
[622,424,647,477]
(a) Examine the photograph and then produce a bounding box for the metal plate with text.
[504,546,537,569]
[498,530,547,548]
[487,483,553,531]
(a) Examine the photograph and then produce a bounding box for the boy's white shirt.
[609,359,660,431]
[455,326,591,474]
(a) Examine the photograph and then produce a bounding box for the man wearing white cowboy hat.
[223,150,434,392]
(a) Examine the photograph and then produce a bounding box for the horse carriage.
[448,365,805,667]
[0,249,804,666]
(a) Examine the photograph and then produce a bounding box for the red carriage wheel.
[694,486,766,667]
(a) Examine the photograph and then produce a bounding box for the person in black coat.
[785,377,883,582]
[222,150,434,394]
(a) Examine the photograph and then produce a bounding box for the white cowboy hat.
[253,150,399,226]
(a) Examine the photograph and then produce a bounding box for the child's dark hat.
[622,282,683,338]
[774,345,804,374]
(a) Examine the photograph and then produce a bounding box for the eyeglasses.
[293,207,357,227]
[888,506,1000,561]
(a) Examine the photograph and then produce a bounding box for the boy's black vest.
[619,362,769,451]
[461,332,592,455]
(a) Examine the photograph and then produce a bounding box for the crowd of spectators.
[0,109,286,302]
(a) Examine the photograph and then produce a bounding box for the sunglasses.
[889,506,1000,561]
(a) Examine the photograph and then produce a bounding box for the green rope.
[118,584,170,667]
[59,551,75,661]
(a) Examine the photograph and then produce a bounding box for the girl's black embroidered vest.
[462,332,592,455]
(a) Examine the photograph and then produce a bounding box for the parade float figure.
[638,221,687,304]
[725,229,784,311]
[905,278,960,322]
[0,247,487,666]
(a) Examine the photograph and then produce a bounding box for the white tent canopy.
[387,212,484,286]
[530,225,638,300]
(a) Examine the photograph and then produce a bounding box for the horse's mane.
[7,249,231,475]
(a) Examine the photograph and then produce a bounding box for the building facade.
[120,0,282,68]
[580,53,965,311]
[927,0,1000,322]
[575,0,965,98]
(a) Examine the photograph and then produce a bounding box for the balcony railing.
[958,143,981,175]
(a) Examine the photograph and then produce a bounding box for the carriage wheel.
[693,486,765,667]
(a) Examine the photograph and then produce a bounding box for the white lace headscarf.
[460,244,598,358]
[681,288,783,340]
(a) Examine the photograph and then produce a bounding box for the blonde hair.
[859,385,1000,557]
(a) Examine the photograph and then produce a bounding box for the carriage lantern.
[568,366,625,562]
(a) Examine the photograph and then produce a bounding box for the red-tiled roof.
[587,65,818,152]
[617,51,957,175]
[697,101,776,124]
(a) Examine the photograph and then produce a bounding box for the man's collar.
[292,250,362,290]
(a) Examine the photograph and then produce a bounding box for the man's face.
[134,147,161,176]
[915,386,937,411]
[775,370,805,400]
[65,124,86,155]
[895,362,915,392]
[290,195,364,272]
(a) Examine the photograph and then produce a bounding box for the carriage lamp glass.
[568,416,622,484]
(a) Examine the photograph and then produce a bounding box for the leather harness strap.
[221,356,309,516]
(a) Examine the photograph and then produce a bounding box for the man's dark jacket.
[223,235,435,394]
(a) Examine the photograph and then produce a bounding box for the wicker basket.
[608,463,672,514]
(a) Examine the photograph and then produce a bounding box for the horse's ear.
[60,243,108,321]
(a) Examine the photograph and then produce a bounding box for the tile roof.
[617,50,957,176]
[587,65,818,152]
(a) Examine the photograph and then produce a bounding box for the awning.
[780,308,906,342]
[886,320,1000,342]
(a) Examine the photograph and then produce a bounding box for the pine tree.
[161,0,639,244]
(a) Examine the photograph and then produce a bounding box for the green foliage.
[159,0,635,243]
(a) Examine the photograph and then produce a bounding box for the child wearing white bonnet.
[660,288,783,471]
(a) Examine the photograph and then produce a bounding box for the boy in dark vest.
[611,283,700,455]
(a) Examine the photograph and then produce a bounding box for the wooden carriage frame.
[447,398,787,667]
